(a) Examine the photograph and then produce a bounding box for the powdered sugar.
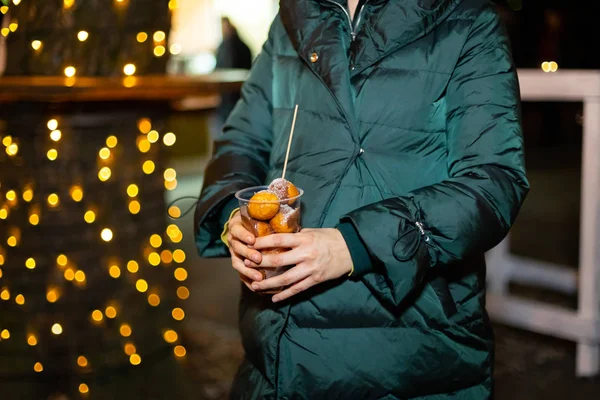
[268,178,290,200]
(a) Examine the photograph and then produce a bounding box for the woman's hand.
[227,212,264,290]
[245,228,353,302]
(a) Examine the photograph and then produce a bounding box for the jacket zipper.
[324,0,369,41]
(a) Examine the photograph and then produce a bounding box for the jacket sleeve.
[194,26,275,258]
[341,6,529,307]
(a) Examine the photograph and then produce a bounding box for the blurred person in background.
[214,17,253,132]
[196,0,528,398]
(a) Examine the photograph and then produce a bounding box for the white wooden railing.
[486,69,600,377]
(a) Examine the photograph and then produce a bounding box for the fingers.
[244,247,304,270]
[231,250,263,282]
[239,273,258,291]
[251,263,312,293]
[253,233,303,250]
[272,276,316,303]
[229,219,255,245]
[230,238,262,264]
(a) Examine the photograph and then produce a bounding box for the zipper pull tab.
[351,32,356,41]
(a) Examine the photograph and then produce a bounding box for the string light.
[137,118,151,133]
[153,31,166,42]
[0,207,8,220]
[79,384,89,395]
[164,330,178,343]
[163,132,176,146]
[541,61,559,73]
[63,0,75,9]
[6,143,19,156]
[22,186,34,201]
[75,270,86,283]
[109,264,121,278]
[129,354,142,365]
[168,206,181,218]
[1,28,9,38]
[34,362,43,372]
[148,293,160,306]
[98,166,112,181]
[9,22,18,32]
[31,40,43,51]
[136,32,148,43]
[47,149,58,161]
[57,254,68,267]
[64,268,75,281]
[127,260,139,273]
[167,224,180,239]
[170,44,183,55]
[123,64,136,76]
[161,249,173,264]
[154,46,166,57]
[164,168,176,182]
[174,345,186,358]
[149,234,162,248]
[173,249,186,263]
[64,66,76,77]
[174,268,188,282]
[25,257,36,270]
[29,213,40,226]
[172,308,185,321]
[77,31,89,42]
[91,310,103,322]
[1,329,10,339]
[27,334,38,346]
[99,147,111,159]
[177,286,190,300]
[2,135,12,146]
[142,160,155,174]
[50,129,62,141]
[147,130,159,143]
[137,137,151,153]
[47,193,60,207]
[77,356,88,368]
[105,306,117,319]
[47,119,59,130]
[15,294,25,305]
[171,229,183,243]
[148,252,161,266]
[168,0,178,11]
[101,228,113,242]
[124,342,136,356]
[52,323,63,335]
[136,279,148,293]
[6,190,16,201]
[0,6,8,15]
[106,135,118,148]
[70,185,84,202]
[1,288,10,300]
[128,200,141,214]
[126,184,139,197]
[119,324,132,337]
[7,235,18,247]
[47,288,60,303]
[84,210,96,223]
[13,0,22,5]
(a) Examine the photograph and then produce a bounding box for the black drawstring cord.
[166,196,200,220]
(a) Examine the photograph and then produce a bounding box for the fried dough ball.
[269,205,300,233]
[242,218,273,237]
[247,190,280,221]
[269,178,300,205]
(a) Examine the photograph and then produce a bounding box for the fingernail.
[252,254,261,263]
[247,236,253,243]
[254,274,262,281]
[272,296,280,303]
[251,283,260,290]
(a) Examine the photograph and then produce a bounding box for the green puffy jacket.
[195,0,528,398]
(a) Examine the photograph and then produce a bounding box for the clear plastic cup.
[235,185,303,294]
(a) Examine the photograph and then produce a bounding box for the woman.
[195,0,528,398]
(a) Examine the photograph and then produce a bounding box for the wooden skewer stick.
[281,104,299,180]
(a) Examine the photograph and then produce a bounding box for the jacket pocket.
[428,274,458,319]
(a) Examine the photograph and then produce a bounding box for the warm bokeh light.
[105,306,117,319]
[109,265,121,278]
[47,193,60,207]
[47,119,59,130]
[50,129,62,141]
[137,118,151,133]
[163,330,178,343]
[106,135,118,148]
[127,184,139,197]
[29,214,40,226]
[147,130,159,143]
[164,168,177,182]
[0,288,10,300]
[31,40,43,50]
[25,257,36,270]
[177,286,190,300]
[98,166,112,181]
[47,149,58,161]
[153,31,166,42]
[127,260,139,273]
[0,207,8,220]
[136,32,148,43]
[70,185,84,202]
[120,324,132,337]
[124,342,137,356]
[84,210,96,223]
[22,188,34,202]
[171,230,183,244]
[161,250,173,264]
[168,206,181,218]
[137,138,151,153]
[170,44,182,55]
[9,22,18,32]
[52,323,63,335]
[77,30,89,42]
[129,200,141,215]
[174,268,188,282]
[27,334,38,346]
[1,329,10,339]
[174,345,187,358]
[57,254,68,267]
[5,190,16,201]
[63,0,74,9]
[123,63,136,76]
[64,268,75,281]
[79,383,89,394]
[142,160,155,174]
[148,252,161,266]
[64,66,76,77]
[172,308,185,321]
[136,279,148,293]
[7,235,18,247]
[91,309,103,322]
[6,143,19,156]
[173,249,186,263]
[75,270,86,283]
[34,362,43,372]
[130,354,142,365]
[77,356,88,368]
[99,147,111,160]
[15,294,25,305]
[149,234,162,248]
[2,135,12,146]
[47,288,59,303]
[163,132,176,146]
[167,224,180,239]
[148,293,160,306]
[154,46,166,57]
[101,228,114,242]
